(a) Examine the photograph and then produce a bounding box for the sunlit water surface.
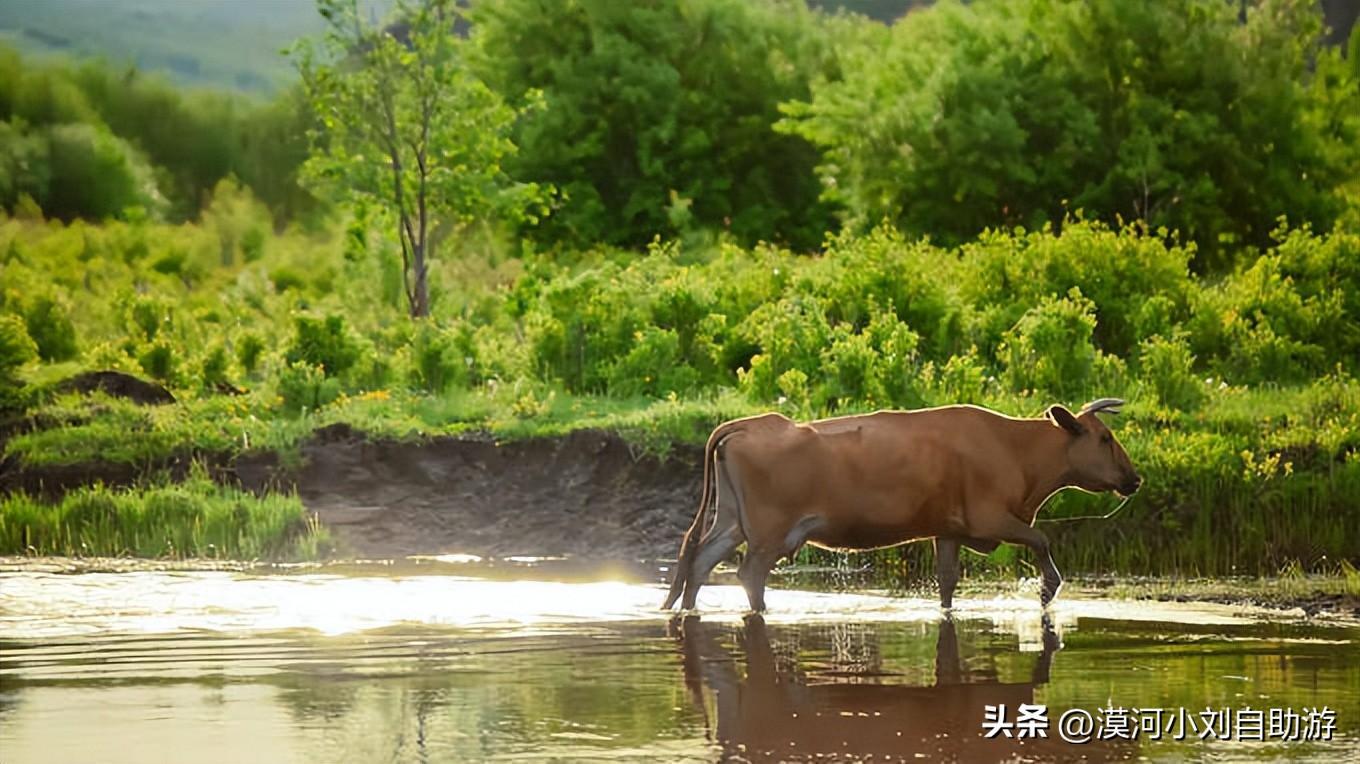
[1,570,1357,762]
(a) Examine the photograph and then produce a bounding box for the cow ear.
[1047,404,1085,436]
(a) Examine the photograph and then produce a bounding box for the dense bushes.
[780,0,1359,260]
[0,44,313,223]
[9,210,1359,415]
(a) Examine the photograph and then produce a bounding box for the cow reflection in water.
[674,615,1133,762]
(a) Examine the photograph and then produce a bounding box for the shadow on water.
[672,613,1134,762]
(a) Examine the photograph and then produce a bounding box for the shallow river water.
[1,568,1357,762]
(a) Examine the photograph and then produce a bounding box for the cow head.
[1046,398,1141,496]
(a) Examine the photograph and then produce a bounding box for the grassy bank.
[2,215,1359,573]
[0,473,331,560]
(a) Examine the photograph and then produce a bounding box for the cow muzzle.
[1117,476,1142,497]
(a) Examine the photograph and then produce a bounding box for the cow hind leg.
[680,522,743,610]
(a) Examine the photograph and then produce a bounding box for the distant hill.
[0,0,336,93]
[2,0,1353,95]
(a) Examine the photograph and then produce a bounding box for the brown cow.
[662,399,1140,612]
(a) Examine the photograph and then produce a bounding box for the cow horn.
[1081,398,1124,416]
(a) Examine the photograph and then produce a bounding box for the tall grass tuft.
[0,474,331,560]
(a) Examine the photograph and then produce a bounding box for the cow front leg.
[934,537,961,609]
[971,513,1063,608]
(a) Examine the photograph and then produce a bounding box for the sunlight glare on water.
[0,571,1295,639]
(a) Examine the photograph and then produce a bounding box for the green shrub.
[277,359,339,414]
[926,350,991,405]
[960,222,1195,358]
[236,333,266,376]
[0,313,37,409]
[199,344,231,389]
[607,327,700,398]
[1189,254,1339,384]
[998,288,1101,398]
[270,265,306,292]
[814,227,964,360]
[126,295,171,341]
[409,322,464,394]
[23,295,78,361]
[136,339,178,383]
[0,313,38,383]
[285,314,358,379]
[1138,334,1207,411]
[738,295,833,403]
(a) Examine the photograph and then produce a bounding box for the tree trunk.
[410,242,430,318]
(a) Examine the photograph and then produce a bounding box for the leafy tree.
[294,0,543,318]
[780,0,1348,264]
[45,123,165,220]
[468,0,839,249]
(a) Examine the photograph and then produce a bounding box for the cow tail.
[662,420,743,609]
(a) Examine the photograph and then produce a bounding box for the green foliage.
[136,339,178,383]
[0,43,314,224]
[44,123,166,220]
[958,222,1195,358]
[469,0,837,249]
[199,344,231,389]
[1137,334,1207,412]
[409,321,467,394]
[780,0,1354,259]
[607,328,697,399]
[0,313,38,408]
[1188,251,1350,385]
[285,314,359,379]
[997,289,1100,398]
[277,360,341,414]
[22,296,78,361]
[126,296,172,342]
[236,334,266,377]
[0,476,330,560]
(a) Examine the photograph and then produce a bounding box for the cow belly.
[806,522,933,552]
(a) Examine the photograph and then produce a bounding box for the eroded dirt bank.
[293,425,703,560]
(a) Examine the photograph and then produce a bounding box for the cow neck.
[1012,418,1074,520]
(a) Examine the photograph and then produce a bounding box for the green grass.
[0,471,331,560]
[3,385,760,468]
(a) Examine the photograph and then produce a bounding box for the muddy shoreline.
[1,423,705,561]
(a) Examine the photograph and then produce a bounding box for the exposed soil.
[57,370,175,405]
[293,424,702,560]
